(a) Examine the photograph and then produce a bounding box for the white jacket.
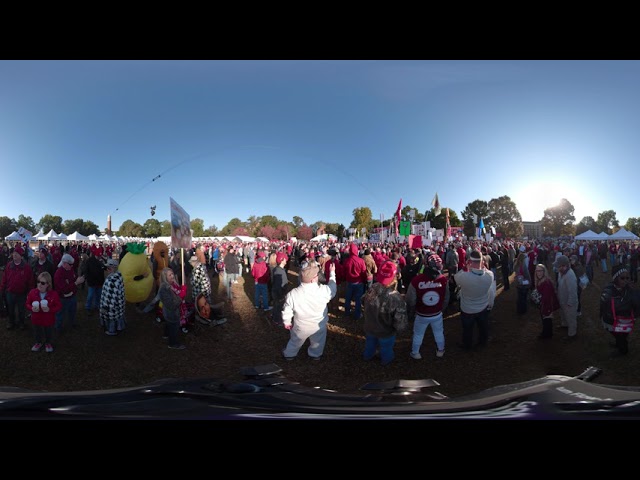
[282,272,336,330]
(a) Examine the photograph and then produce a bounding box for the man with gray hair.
[281,262,336,361]
[554,254,578,341]
[454,250,496,351]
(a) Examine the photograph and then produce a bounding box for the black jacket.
[600,282,640,332]
[84,256,106,287]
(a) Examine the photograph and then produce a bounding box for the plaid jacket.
[100,272,125,322]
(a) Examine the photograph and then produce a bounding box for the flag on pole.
[478,217,484,229]
[395,199,402,239]
[432,192,441,216]
[395,198,402,224]
[446,207,451,239]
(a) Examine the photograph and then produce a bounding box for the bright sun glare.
[514,181,588,222]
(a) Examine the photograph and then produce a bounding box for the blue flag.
[478,217,484,229]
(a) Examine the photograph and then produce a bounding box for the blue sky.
[1,60,638,233]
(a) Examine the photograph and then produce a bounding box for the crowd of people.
[1,234,639,362]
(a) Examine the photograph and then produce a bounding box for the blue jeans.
[601,259,608,272]
[5,292,27,327]
[254,283,269,309]
[411,312,444,355]
[363,333,396,365]
[460,308,489,350]
[85,286,102,311]
[164,320,180,347]
[345,282,364,319]
[586,264,594,282]
[225,272,238,298]
[56,295,78,329]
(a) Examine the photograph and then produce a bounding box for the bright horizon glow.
[1,60,639,234]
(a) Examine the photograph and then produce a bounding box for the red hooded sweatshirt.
[342,243,367,283]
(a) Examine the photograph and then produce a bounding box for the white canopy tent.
[233,235,255,243]
[574,230,602,241]
[609,227,639,241]
[33,228,46,240]
[66,231,90,241]
[310,233,338,242]
[42,229,60,241]
[57,232,68,240]
[4,231,21,241]
[598,231,609,239]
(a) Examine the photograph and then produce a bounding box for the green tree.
[203,224,219,236]
[16,214,35,233]
[0,216,17,239]
[425,207,446,229]
[575,216,598,235]
[541,198,576,237]
[245,215,261,237]
[596,210,619,235]
[37,215,63,234]
[118,219,144,237]
[323,222,342,237]
[310,221,324,237]
[82,220,100,236]
[292,216,304,229]
[190,218,205,237]
[160,220,172,236]
[143,218,162,237]
[400,205,417,222]
[461,200,490,237]
[221,218,245,236]
[625,218,640,236]
[488,195,523,238]
[62,218,85,234]
[350,207,373,234]
[260,215,280,229]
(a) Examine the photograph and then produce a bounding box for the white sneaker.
[436,349,445,358]
[410,352,422,360]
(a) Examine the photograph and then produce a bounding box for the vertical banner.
[170,197,192,249]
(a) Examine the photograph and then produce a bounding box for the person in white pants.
[281,262,336,360]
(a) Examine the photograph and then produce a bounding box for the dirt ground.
[0,259,637,398]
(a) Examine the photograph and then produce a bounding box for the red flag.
[395,198,402,225]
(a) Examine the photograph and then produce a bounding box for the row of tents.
[574,228,639,241]
[4,228,131,243]
[4,230,278,245]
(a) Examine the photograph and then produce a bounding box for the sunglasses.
[619,276,631,280]
[38,281,48,285]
